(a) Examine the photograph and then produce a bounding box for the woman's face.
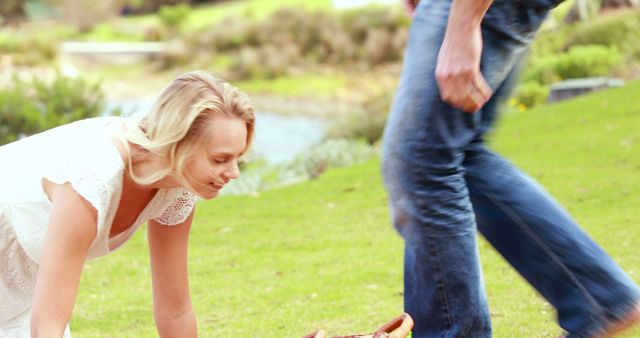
[185,115,248,199]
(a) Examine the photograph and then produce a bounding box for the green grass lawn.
[71,82,640,337]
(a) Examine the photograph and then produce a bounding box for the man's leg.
[464,143,640,337]
[466,2,639,336]
[382,0,504,335]
[382,1,489,334]
[382,0,560,336]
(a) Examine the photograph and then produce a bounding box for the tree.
[601,0,640,10]
[0,0,26,25]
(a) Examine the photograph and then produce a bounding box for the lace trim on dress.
[153,189,196,226]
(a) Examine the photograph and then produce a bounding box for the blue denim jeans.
[381,0,640,337]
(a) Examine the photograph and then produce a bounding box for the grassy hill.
[72,81,640,337]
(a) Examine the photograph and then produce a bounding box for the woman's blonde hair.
[120,71,255,189]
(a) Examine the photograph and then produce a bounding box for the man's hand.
[435,0,493,113]
[403,0,419,17]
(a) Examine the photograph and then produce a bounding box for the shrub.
[144,22,168,41]
[341,7,408,66]
[363,28,394,66]
[281,138,377,180]
[296,10,337,58]
[513,81,550,108]
[522,54,563,85]
[341,6,406,43]
[32,74,106,128]
[157,3,191,34]
[327,93,392,144]
[191,6,409,79]
[0,80,41,144]
[231,46,263,79]
[391,27,409,54]
[522,45,622,85]
[0,34,57,66]
[219,159,274,196]
[565,9,640,58]
[555,45,622,79]
[159,38,191,69]
[198,17,258,52]
[0,74,107,145]
[300,12,356,65]
[530,26,572,59]
[223,139,377,195]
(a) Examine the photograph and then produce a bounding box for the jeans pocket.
[517,0,566,8]
[506,1,555,41]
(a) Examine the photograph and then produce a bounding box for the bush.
[191,6,409,79]
[513,81,550,108]
[206,17,260,51]
[522,54,562,85]
[341,7,408,66]
[32,74,106,127]
[304,12,356,65]
[556,45,622,79]
[0,80,42,144]
[144,22,169,41]
[0,34,57,66]
[157,3,191,34]
[565,9,640,60]
[280,138,377,181]
[523,45,622,85]
[159,38,191,69]
[231,47,264,79]
[0,74,107,145]
[363,28,394,66]
[341,6,406,42]
[327,93,392,144]
[223,139,377,195]
[530,27,572,59]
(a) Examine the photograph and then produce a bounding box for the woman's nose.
[223,160,240,180]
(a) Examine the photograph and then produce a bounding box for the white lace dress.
[0,117,197,337]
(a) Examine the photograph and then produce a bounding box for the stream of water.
[107,99,328,164]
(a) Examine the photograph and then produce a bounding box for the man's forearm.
[448,0,493,29]
[435,0,494,112]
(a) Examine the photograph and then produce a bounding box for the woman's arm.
[148,211,197,338]
[31,181,98,338]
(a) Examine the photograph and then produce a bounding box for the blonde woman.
[0,71,255,337]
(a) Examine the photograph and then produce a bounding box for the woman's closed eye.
[210,156,228,164]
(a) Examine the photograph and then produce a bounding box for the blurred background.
[1,0,639,192]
